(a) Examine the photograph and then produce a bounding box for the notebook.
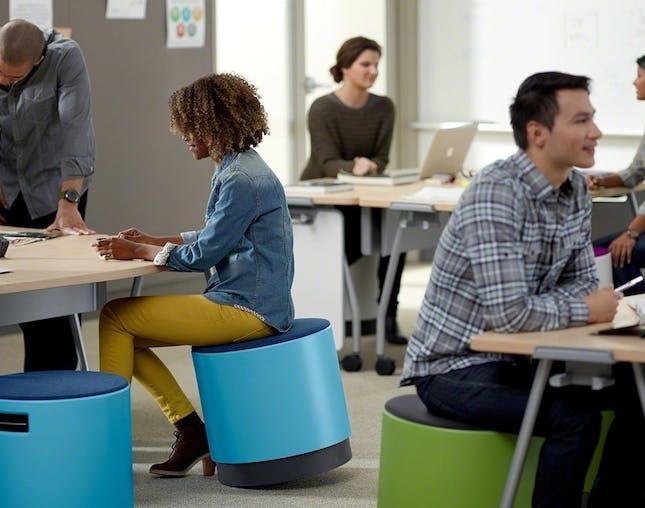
[337,122,478,186]
[336,169,419,186]
[284,181,354,195]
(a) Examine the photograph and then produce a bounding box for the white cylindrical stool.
[594,246,613,288]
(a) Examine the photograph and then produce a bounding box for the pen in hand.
[614,275,644,293]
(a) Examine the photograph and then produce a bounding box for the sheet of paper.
[626,298,645,324]
[9,0,52,29]
[401,186,464,203]
[106,0,147,19]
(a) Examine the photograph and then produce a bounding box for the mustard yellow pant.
[99,295,273,424]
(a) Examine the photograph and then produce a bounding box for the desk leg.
[376,220,405,358]
[130,276,144,297]
[629,191,640,217]
[343,257,362,355]
[69,314,88,371]
[631,363,645,420]
[500,358,552,508]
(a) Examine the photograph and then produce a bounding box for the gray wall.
[1,0,214,236]
[1,0,215,293]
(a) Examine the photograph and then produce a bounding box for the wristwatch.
[626,228,640,240]
[59,189,81,203]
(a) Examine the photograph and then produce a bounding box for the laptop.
[337,122,478,186]
[385,122,478,181]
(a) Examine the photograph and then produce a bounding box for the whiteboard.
[419,0,645,134]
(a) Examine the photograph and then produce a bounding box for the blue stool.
[192,318,352,487]
[0,371,133,508]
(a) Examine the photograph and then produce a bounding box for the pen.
[614,275,644,293]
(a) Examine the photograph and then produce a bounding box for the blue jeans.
[416,361,645,508]
[594,232,645,296]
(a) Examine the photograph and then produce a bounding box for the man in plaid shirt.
[401,72,644,507]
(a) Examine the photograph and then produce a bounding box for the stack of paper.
[337,170,419,186]
[284,181,353,195]
[400,186,464,203]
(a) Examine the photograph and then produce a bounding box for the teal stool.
[0,371,133,508]
[192,318,352,487]
[377,394,542,508]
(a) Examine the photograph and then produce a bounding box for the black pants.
[1,192,88,371]
[340,206,406,318]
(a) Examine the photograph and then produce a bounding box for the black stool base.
[217,438,352,487]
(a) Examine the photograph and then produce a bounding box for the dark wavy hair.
[329,36,381,83]
[637,55,645,70]
[169,73,269,161]
[509,71,591,149]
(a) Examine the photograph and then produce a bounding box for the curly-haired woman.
[93,73,294,477]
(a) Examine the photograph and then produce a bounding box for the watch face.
[63,189,81,203]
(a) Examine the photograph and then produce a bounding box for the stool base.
[218,438,352,487]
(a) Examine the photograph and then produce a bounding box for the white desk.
[354,182,462,373]
[285,180,645,374]
[286,182,461,373]
[0,230,161,369]
[287,198,349,351]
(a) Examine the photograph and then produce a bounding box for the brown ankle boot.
[149,411,216,477]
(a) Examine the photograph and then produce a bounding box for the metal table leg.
[69,313,88,371]
[632,362,645,420]
[130,275,144,297]
[500,358,553,508]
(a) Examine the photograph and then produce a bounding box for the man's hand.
[45,201,95,235]
[584,286,620,324]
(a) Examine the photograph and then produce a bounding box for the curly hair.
[169,73,269,161]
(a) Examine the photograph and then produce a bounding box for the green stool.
[378,395,611,507]
[377,394,542,508]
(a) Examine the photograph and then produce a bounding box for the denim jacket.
[166,149,294,332]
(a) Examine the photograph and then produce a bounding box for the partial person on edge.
[588,55,645,295]
[0,19,95,371]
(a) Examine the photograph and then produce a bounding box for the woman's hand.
[117,227,155,244]
[92,236,159,261]
[352,157,378,176]
[608,233,636,267]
